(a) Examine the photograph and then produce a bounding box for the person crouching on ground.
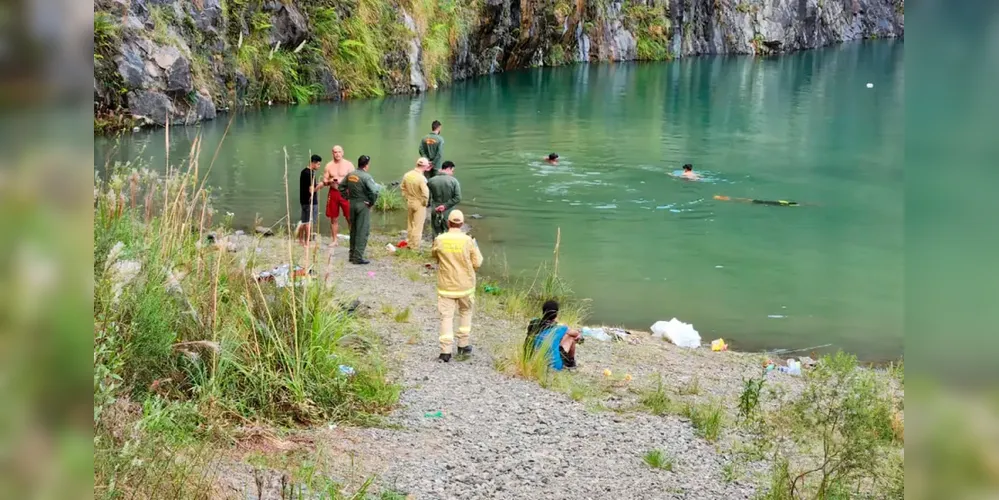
[525,300,581,370]
[401,157,431,249]
[431,209,482,363]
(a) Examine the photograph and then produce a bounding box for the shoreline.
[357,223,905,364]
[94,39,904,135]
[250,225,902,367]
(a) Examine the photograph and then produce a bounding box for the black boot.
[438,353,451,363]
[457,346,473,357]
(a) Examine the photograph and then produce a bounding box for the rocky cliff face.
[93,0,903,130]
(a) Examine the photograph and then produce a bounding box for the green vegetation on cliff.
[624,3,673,61]
[93,0,903,132]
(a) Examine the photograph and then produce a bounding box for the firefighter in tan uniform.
[431,210,483,362]
[400,157,431,249]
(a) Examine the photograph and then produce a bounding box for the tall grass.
[94,137,400,495]
[479,228,589,327]
[373,186,404,211]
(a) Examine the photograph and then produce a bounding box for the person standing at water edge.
[428,161,461,238]
[322,145,355,244]
[419,120,444,179]
[432,210,483,363]
[340,155,379,264]
[296,154,323,246]
[401,158,431,249]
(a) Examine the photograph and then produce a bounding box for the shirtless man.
[320,145,355,244]
[679,163,700,181]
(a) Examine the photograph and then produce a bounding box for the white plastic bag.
[650,318,701,348]
[581,327,612,342]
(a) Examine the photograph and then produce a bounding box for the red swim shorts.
[326,188,350,221]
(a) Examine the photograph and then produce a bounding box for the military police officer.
[338,155,380,264]
[428,160,462,238]
[418,120,444,179]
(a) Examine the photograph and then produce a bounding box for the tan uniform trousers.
[438,294,474,354]
[406,202,427,249]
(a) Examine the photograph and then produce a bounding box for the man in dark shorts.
[297,154,323,246]
[525,300,581,370]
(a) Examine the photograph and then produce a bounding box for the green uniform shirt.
[418,133,444,172]
[428,175,461,211]
[339,169,380,206]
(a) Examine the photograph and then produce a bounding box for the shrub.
[751,351,903,498]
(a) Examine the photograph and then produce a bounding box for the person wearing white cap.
[431,209,483,362]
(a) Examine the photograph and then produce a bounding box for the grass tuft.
[642,449,675,471]
[393,307,412,323]
[682,401,725,441]
[679,375,701,395]
[640,374,673,416]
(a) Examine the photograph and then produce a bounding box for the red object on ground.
[397,240,408,248]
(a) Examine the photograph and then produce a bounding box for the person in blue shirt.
[525,300,581,370]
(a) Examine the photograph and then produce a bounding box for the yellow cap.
[448,209,464,224]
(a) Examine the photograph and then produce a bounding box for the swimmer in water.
[545,153,559,165]
[680,164,700,180]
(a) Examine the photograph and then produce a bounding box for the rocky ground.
[211,231,823,499]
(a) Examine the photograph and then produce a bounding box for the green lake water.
[96,40,904,360]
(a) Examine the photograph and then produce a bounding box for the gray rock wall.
[93,0,903,129]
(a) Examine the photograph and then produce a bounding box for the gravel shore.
[217,233,819,499]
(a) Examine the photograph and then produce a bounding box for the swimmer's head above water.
[680,163,700,180]
[546,153,559,164]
